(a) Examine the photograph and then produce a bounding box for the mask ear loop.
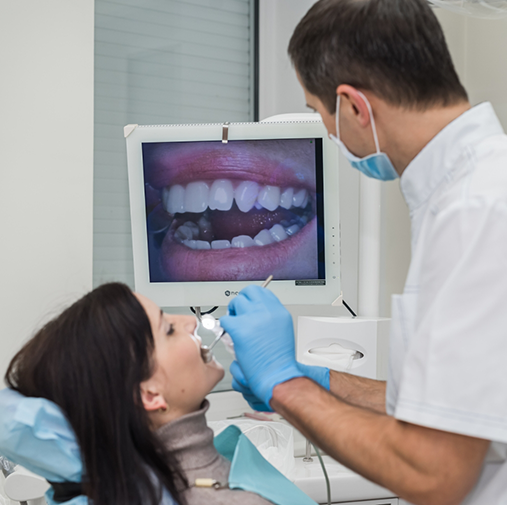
[335,91,381,154]
[335,95,341,140]
[356,90,381,154]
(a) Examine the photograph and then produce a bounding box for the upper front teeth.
[184,182,209,213]
[280,188,294,209]
[235,181,260,212]
[163,185,185,214]
[162,180,308,214]
[293,188,308,208]
[209,179,234,211]
[257,185,281,212]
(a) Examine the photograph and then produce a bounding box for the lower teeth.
[169,202,313,251]
[173,216,309,250]
[211,240,231,250]
[182,239,211,250]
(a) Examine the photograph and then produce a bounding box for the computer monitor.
[125,119,341,307]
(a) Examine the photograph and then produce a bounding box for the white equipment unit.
[3,465,49,505]
[297,316,390,380]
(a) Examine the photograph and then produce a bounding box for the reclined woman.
[2,282,297,505]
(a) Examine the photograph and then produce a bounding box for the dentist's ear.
[140,381,168,413]
[336,84,372,128]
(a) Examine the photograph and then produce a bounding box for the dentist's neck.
[372,98,471,176]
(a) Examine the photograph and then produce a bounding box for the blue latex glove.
[231,361,273,412]
[220,285,304,408]
[299,362,330,390]
[231,360,330,412]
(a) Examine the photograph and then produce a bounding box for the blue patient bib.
[0,388,87,505]
[214,425,317,505]
[0,388,82,482]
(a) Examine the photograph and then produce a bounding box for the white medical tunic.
[386,102,507,504]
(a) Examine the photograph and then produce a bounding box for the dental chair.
[0,389,83,505]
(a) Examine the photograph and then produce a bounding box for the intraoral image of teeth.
[166,181,311,249]
[143,139,321,282]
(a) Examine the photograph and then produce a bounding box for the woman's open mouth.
[166,179,313,248]
[143,139,321,282]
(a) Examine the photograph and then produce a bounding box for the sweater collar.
[156,400,219,471]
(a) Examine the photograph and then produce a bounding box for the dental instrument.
[200,275,273,363]
[260,275,274,288]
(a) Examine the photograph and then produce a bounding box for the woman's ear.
[140,380,168,412]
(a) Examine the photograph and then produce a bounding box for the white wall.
[258,0,314,119]
[0,1,95,382]
[434,8,507,129]
[259,0,361,319]
[464,18,507,128]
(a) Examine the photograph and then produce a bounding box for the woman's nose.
[187,316,202,346]
[185,315,198,333]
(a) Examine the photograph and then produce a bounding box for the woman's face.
[136,293,224,424]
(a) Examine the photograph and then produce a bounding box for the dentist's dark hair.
[5,282,187,505]
[288,0,468,113]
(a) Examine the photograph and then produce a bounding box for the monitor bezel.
[125,120,341,307]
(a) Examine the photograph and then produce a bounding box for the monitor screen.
[141,138,325,284]
[126,120,341,307]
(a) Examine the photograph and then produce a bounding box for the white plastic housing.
[297,316,390,380]
[4,466,49,502]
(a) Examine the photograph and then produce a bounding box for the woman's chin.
[214,361,226,381]
[206,359,226,391]
[207,354,225,371]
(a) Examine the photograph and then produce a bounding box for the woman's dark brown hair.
[5,282,186,505]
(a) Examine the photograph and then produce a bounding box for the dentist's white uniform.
[387,102,507,503]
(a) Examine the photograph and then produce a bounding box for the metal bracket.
[331,291,343,307]
[222,122,230,143]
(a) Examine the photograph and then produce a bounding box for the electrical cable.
[342,299,357,318]
[312,443,331,505]
[190,306,219,316]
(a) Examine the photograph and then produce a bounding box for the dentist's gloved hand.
[231,361,273,412]
[299,362,330,390]
[230,360,330,412]
[220,285,303,408]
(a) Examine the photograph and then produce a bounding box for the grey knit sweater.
[156,401,273,505]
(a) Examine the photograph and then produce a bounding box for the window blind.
[93,0,255,289]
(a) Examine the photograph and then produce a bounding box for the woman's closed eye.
[159,309,175,336]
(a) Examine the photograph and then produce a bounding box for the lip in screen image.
[141,138,325,283]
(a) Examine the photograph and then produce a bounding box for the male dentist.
[220,1,507,504]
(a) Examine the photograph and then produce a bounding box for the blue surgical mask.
[329,91,399,181]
